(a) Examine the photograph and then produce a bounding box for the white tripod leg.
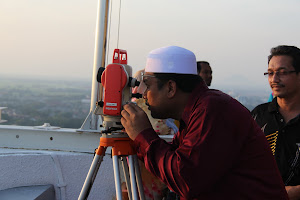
[121,157,132,200]
[133,155,145,200]
[128,155,139,200]
[78,149,106,200]
[113,155,122,200]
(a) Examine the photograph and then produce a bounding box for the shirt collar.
[268,97,300,124]
[268,97,279,113]
[180,81,208,126]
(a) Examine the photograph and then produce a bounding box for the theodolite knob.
[97,67,106,83]
[96,101,104,107]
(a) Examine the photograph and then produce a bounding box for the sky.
[1,0,300,91]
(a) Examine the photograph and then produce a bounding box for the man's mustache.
[271,83,285,88]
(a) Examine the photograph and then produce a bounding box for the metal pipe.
[128,155,139,200]
[80,0,109,131]
[113,155,122,200]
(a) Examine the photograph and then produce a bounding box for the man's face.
[268,55,300,98]
[199,63,212,86]
[142,73,169,119]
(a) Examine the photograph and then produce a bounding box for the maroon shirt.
[134,82,288,199]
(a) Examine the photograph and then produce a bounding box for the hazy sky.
[1,0,300,91]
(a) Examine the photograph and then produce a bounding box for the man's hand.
[121,103,152,140]
[286,185,300,200]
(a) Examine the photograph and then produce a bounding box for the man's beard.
[146,100,169,119]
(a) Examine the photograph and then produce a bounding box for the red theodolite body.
[101,53,128,116]
[95,49,140,131]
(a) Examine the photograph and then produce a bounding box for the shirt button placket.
[280,118,285,133]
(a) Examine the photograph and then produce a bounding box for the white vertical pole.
[80,0,109,131]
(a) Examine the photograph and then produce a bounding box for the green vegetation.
[0,77,91,128]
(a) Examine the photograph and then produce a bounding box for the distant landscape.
[0,77,91,128]
[0,76,270,128]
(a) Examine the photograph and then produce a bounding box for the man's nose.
[271,73,280,82]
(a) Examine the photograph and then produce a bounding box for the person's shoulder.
[202,89,230,101]
[251,102,270,115]
[198,89,247,111]
[251,102,272,126]
[194,89,226,106]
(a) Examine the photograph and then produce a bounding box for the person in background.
[252,45,300,200]
[196,61,212,86]
[121,45,288,199]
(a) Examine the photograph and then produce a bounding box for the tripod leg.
[121,157,132,200]
[133,155,145,200]
[78,146,106,200]
[113,155,123,200]
[128,155,139,200]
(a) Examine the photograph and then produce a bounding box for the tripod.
[78,131,145,200]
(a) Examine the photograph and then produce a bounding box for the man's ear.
[166,80,177,98]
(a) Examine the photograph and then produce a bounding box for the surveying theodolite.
[78,49,145,200]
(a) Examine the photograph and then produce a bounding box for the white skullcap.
[145,46,197,75]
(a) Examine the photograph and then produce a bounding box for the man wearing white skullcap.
[121,46,288,199]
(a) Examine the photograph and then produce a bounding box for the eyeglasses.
[263,70,297,78]
[141,72,156,81]
[137,72,157,94]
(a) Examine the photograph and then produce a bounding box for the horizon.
[0,73,271,97]
[0,74,270,120]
